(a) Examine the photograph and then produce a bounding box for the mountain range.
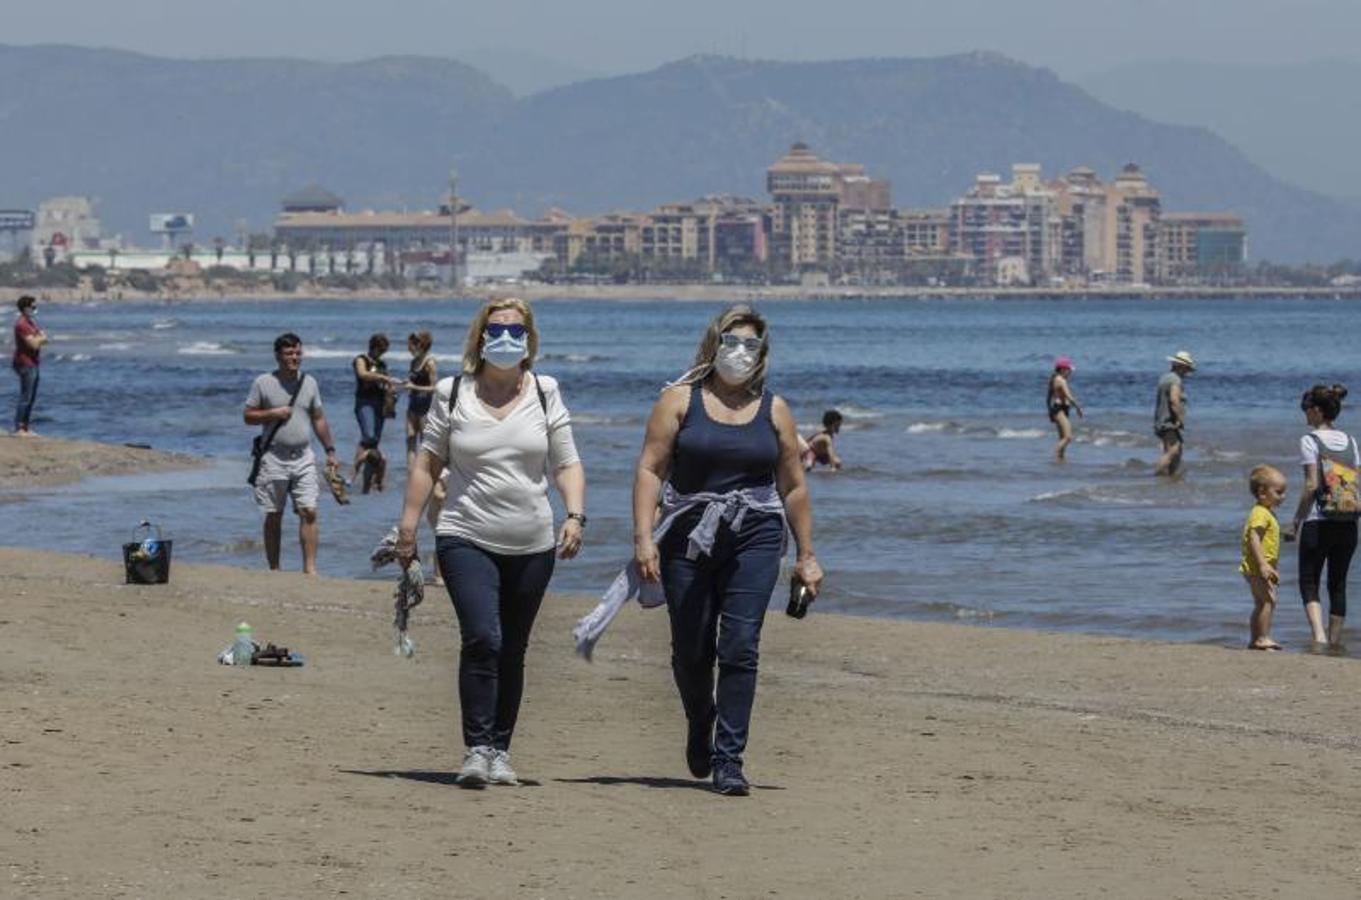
[2,44,1356,262]
[1082,59,1361,205]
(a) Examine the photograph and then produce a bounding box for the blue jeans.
[435,536,556,751]
[354,399,384,449]
[660,512,784,766]
[13,364,38,432]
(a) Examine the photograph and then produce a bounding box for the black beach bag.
[122,521,173,585]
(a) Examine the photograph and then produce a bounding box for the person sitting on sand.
[352,333,399,493]
[244,333,340,575]
[1046,356,1083,461]
[11,295,47,436]
[1241,464,1286,650]
[1283,384,1360,650]
[1154,351,1195,477]
[800,409,844,471]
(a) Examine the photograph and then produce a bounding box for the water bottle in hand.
[232,622,255,666]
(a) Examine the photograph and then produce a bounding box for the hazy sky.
[7,0,1357,77]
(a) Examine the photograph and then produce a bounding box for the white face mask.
[714,344,758,385]
[482,332,528,370]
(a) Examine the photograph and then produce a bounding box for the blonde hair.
[1248,464,1285,498]
[670,303,770,397]
[461,297,538,375]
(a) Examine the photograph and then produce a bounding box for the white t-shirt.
[421,372,580,554]
[1299,428,1360,522]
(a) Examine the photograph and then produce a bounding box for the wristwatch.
[323,445,336,454]
[566,512,588,527]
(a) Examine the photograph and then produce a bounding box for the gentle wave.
[54,352,92,362]
[151,318,180,330]
[907,421,950,434]
[572,413,643,426]
[1029,485,1157,507]
[177,341,243,356]
[541,352,611,363]
[836,404,882,420]
[997,427,1046,440]
[98,342,134,351]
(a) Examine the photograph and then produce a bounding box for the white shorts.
[253,446,320,513]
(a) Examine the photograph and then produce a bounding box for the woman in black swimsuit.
[1047,355,1083,461]
[404,330,438,470]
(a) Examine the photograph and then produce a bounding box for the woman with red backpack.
[1284,383,1360,650]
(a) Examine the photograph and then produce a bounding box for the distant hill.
[1082,59,1361,204]
[1,45,1356,262]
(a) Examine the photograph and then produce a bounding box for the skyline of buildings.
[12,144,1247,287]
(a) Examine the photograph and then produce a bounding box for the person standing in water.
[1046,356,1083,461]
[352,333,398,493]
[1154,351,1195,477]
[1284,384,1360,650]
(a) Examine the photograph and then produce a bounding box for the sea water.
[6,295,1356,649]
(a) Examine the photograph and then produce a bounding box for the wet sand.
[4,544,1361,898]
[0,433,203,490]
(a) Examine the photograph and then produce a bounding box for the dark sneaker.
[712,759,749,797]
[686,711,715,778]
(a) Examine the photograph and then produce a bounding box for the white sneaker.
[458,746,491,787]
[487,749,519,785]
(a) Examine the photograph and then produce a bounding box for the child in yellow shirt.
[1241,464,1286,650]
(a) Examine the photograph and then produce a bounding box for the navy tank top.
[669,384,780,495]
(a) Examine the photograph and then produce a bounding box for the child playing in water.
[1241,464,1287,650]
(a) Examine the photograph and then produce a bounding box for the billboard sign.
[0,210,36,230]
[150,213,194,233]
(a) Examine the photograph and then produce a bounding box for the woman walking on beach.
[633,304,822,796]
[1284,384,1360,650]
[395,298,586,787]
[352,333,397,492]
[1047,356,1083,461]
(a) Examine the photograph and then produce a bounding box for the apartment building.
[949,165,1059,285]
[1104,164,1162,284]
[767,143,891,270]
[1159,213,1247,282]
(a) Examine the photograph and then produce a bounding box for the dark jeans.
[13,364,38,431]
[660,512,784,766]
[435,536,555,751]
[1299,519,1358,618]
[354,399,384,449]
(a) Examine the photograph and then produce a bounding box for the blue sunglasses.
[485,323,528,340]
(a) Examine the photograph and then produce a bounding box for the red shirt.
[13,315,41,368]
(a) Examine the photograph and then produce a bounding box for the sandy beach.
[0,434,203,490]
[4,538,1361,898]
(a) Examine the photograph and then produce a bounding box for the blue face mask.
[482,331,528,370]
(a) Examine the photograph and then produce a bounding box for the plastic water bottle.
[232,622,254,666]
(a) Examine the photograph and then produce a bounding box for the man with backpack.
[244,332,339,575]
